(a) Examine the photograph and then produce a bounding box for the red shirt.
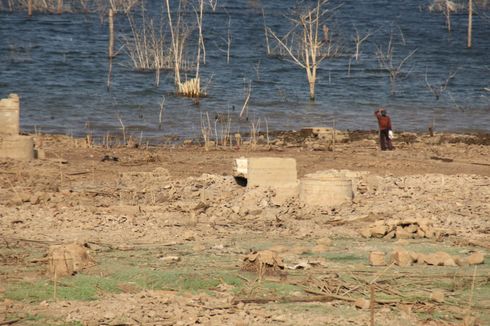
[375,111,392,130]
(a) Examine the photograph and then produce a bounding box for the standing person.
[374,108,394,151]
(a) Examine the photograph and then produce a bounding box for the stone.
[430,290,445,303]
[383,230,396,239]
[47,243,94,277]
[354,298,371,310]
[395,226,412,239]
[392,250,413,267]
[465,252,485,265]
[455,256,468,267]
[403,224,418,234]
[369,251,386,266]
[359,228,372,238]
[422,252,454,266]
[370,225,387,238]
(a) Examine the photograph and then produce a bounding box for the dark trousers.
[379,129,394,151]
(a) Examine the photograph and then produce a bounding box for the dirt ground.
[1,130,489,326]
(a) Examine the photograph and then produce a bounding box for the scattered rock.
[465,252,485,265]
[47,243,95,278]
[430,289,445,303]
[369,251,386,266]
[159,256,181,263]
[354,298,371,310]
[392,250,413,267]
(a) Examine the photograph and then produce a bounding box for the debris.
[242,250,285,278]
[361,218,444,240]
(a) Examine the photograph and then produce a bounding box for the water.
[1,0,489,142]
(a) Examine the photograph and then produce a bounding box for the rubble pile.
[360,218,445,240]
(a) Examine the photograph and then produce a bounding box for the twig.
[0,319,23,326]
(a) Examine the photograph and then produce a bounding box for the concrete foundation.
[300,173,353,208]
[0,93,20,135]
[0,135,34,161]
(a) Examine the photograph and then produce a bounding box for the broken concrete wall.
[0,93,20,135]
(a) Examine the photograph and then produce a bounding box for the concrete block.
[0,135,34,161]
[0,94,20,135]
[245,157,297,187]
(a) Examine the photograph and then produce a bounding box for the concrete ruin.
[0,135,34,161]
[0,93,20,135]
[0,93,35,161]
[234,157,299,204]
[234,157,355,208]
[300,172,353,208]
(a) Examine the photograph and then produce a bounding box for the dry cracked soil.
[0,130,489,326]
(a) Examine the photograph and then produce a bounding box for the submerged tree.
[266,0,342,101]
[376,32,417,95]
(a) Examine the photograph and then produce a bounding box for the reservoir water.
[1,0,489,142]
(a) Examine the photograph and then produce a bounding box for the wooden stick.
[370,284,375,326]
[28,0,32,16]
[0,319,23,326]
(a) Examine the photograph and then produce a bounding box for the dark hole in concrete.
[234,176,247,187]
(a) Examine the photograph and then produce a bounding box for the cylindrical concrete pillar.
[300,175,353,208]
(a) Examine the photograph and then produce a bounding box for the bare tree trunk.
[28,0,33,16]
[57,0,63,15]
[165,0,181,88]
[107,9,115,90]
[467,0,473,48]
[445,1,451,33]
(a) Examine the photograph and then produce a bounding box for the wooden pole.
[107,9,115,90]
[467,0,473,48]
[28,0,32,16]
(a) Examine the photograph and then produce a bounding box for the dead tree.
[353,27,374,62]
[266,0,342,101]
[376,34,417,95]
[424,69,457,100]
